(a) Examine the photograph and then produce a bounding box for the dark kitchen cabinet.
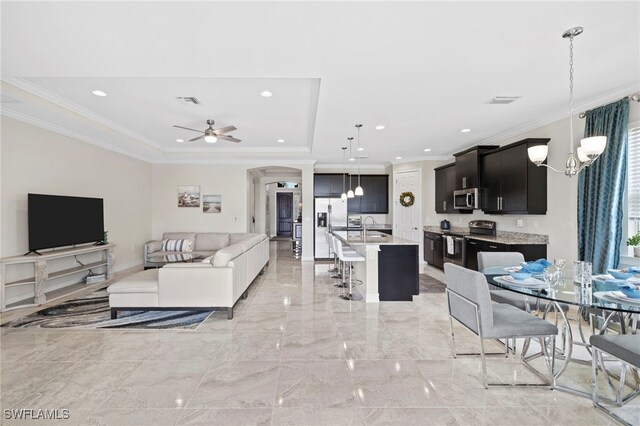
[465,239,481,271]
[314,174,345,197]
[348,175,389,214]
[480,138,549,214]
[435,163,456,213]
[453,146,498,190]
[424,231,444,270]
[464,238,547,271]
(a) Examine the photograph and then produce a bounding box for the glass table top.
[483,266,640,314]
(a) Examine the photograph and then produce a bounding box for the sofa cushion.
[161,239,193,252]
[107,269,158,294]
[196,233,230,251]
[230,233,255,244]
[212,243,246,267]
[163,232,197,243]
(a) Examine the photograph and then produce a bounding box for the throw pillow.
[162,239,193,252]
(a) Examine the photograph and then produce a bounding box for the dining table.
[483,266,640,399]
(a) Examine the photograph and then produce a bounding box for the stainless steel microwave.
[453,188,480,209]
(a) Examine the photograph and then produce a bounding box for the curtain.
[577,98,629,272]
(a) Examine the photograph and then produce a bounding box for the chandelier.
[527,27,607,177]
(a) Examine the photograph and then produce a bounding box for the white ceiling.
[1,1,639,166]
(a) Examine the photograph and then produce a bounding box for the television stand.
[1,243,115,311]
[23,250,42,256]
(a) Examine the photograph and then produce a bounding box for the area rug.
[419,274,446,294]
[1,289,214,330]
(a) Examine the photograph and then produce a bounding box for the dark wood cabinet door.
[465,239,481,271]
[372,175,389,213]
[314,175,331,196]
[435,167,448,213]
[445,165,457,213]
[455,150,478,189]
[359,175,375,213]
[481,152,502,213]
[330,174,346,196]
[483,241,507,252]
[500,144,528,213]
[432,237,444,269]
[423,235,434,264]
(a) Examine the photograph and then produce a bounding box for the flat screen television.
[28,194,104,252]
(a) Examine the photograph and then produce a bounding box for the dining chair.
[591,334,640,425]
[445,263,558,389]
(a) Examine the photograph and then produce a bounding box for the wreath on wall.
[399,191,415,207]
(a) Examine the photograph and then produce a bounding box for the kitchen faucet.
[364,216,376,227]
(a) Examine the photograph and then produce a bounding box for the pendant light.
[527,27,607,177]
[354,124,364,196]
[341,147,348,201]
[347,137,355,198]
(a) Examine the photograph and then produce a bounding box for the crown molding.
[1,108,154,163]
[313,163,389,170]
[163,145,310,154]
[153,157,317,166]
[477,83,640,147]
[4,77,166,151]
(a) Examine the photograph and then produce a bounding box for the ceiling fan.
[173,119,241,143]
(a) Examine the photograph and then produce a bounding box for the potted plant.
[628,232,640,258]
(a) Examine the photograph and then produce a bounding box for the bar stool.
[325,231,340,278]
[334,237,365,300]
[330,234,354,288]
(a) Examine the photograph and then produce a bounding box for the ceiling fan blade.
[173,125,204,133]
[213,126,237,135]
[189,135,205,142]
[217,134,241,143]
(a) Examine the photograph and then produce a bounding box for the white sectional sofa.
[108,233,269,319]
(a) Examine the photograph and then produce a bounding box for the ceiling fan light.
[204,135,217,143]
[347,190,355,198]
[576,146,590,163]
[580,136,607,157]
[355,186,363,196]
[341,192,347,201]
[527,145,548,164]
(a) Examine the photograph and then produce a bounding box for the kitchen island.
[332,230,419,302]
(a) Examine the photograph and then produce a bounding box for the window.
[625,123,640,256]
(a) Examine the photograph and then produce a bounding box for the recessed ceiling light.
[395,156,402,160]
[260,91,273,97]
[349,158,355,161]
[423,148,432,152]
[460,128,472,133]
[176,139,184,143]
[357,147,364,151]
[375,125,385,130]
[277,139,285,143]
[91,90,107,97]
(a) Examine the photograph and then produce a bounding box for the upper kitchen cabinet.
[435,163,457,213]
[347,174,389,214]
[453,146,499,190]
[314,174,345,197]
[480,138,549,214]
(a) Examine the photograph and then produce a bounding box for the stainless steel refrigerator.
[314,198,347,259]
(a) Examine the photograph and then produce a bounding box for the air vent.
[176,97,200,105]
[488,96,521,104]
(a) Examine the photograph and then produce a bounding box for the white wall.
[150,164,248,237]
[1,117,152,302]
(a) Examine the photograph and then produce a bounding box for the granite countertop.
[332,230,418,246]
[423,226,549,245]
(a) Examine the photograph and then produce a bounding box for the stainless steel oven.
[453,188,480,209]
[442,233,465,267]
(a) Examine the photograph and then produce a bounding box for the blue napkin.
[521,262,545,273]
[534,258,552,267]
[628,266,640,274]
[600,279,635,291]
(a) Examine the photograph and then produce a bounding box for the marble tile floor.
[0,241,636,425]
